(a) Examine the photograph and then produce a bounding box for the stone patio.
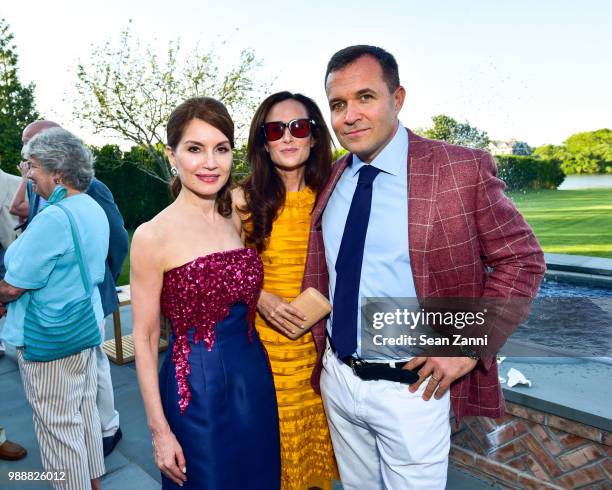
[0,311,497,489]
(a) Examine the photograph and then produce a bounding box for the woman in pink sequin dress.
[131,97,280,489]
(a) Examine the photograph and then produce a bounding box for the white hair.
[22,128,94,191]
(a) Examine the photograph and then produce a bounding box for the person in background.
[0,427,27,461]
[0,167,21,274]
[0,167,27,462]
[0,166,21,324]
[10,120,59,227]
[10,120,128,456]
[233,91,337,489]
[0,127,109,489]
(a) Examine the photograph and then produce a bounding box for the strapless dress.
[159,248,280,489]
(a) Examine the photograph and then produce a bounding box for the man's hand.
[257,290,307,338]
[0,303,6,317]
[404,356,478,401]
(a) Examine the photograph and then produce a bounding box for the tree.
[0,18,39,173]
[332,148,348,161]
[72,23,267,183]
[564,129,612,174]
[422,114,490,150]
[534,129,612,174]
[232,144,250,181]
[532,144,565,161]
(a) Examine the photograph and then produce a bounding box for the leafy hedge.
[92,145,172,229]
[93,144,566,225]
[495,155,565,191]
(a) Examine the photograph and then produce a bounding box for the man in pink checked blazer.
[301,45,545,489]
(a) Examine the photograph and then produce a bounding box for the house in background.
[489,139,532,156]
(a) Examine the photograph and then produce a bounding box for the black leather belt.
[341,357,420,385]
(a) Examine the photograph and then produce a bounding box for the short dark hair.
[166,97,234,216]
[325,45,400,93]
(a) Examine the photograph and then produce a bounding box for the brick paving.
[450,402,612,488]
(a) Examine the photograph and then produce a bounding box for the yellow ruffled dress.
[254,186,338,490]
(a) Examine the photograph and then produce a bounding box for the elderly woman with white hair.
[0,127,109,490]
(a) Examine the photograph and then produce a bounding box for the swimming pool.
[502,277,612,357]
[538,277,612,297]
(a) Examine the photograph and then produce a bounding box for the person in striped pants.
[1,128,109,489]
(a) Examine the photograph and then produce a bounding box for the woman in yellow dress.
[233,92,337,489]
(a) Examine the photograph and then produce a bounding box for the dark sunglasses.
[262,118,316,142]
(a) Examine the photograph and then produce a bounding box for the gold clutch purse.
[286,287,332,340]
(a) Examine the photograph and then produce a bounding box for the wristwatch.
[459,344,480,361]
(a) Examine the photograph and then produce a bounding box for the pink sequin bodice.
[161,248,263,413]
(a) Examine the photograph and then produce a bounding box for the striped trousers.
[17,348,106,489]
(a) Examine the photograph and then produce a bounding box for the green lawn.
[117,230,133,286]
[115,188,612,286]
[508,188,612,258]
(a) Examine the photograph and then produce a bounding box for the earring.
[170,167,178,177]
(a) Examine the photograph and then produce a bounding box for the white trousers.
[321,348,451,490]
[96,317,120,437]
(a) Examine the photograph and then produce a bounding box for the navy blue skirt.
[160,303,281,489]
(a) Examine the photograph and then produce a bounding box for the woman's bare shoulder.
[131,205,177,255]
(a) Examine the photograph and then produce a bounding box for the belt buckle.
[350,358,365,377]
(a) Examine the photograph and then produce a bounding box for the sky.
[3,0,611,148]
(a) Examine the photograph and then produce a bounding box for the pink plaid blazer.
[301,128,545,424]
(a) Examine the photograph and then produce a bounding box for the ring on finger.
[431,374,441,382]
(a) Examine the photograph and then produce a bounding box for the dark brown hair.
[325,45,400,93]
[166,97,234,217]
[239,92,332,252]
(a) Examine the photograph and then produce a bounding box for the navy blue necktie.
[332,164,381,359]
